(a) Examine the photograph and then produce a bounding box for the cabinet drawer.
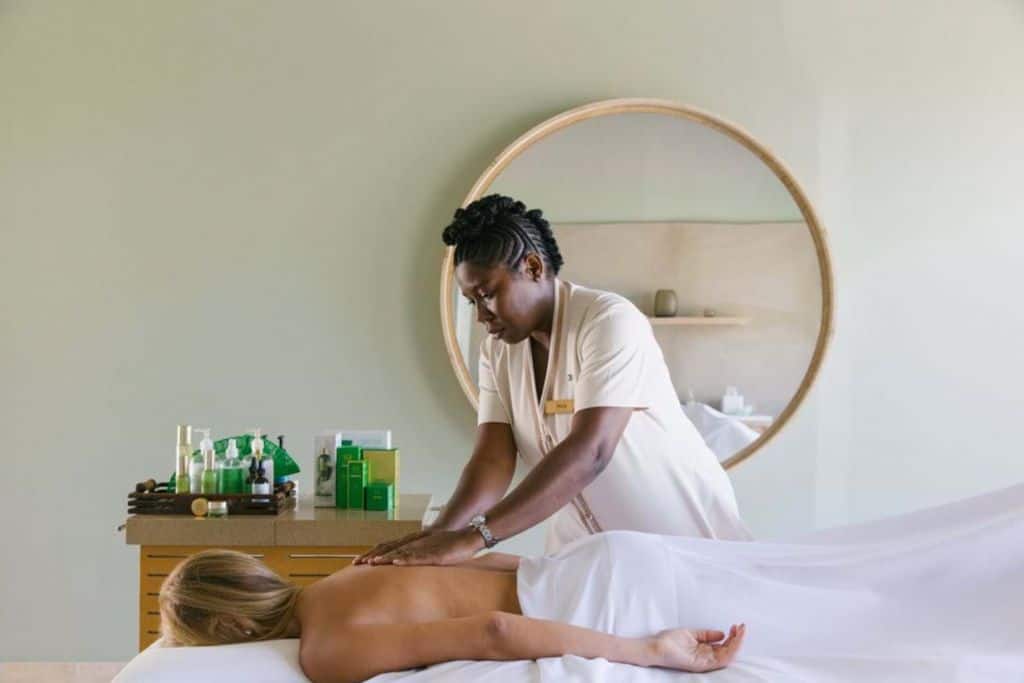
[140,611,163,635]
[141,546,271,570]
[277,546,368,580]
[140,546,275,593]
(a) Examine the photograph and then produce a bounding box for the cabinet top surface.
[125,493,435,546]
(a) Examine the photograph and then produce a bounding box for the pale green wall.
[2,0,1022,662]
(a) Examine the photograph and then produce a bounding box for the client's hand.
[649,624,745,673]
[354,529,434,565]
[372,528,482,567]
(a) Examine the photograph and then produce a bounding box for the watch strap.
[469,515,498,548]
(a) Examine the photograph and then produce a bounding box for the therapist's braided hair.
[442,194,564,276]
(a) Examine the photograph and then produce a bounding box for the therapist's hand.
[353,529,434,565]
[372,528,484,567]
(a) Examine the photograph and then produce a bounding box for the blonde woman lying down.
[158,531,745,683]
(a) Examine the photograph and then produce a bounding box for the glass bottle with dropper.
[246,449,259,490]
[249,428,274,483]
[250,429,272,499]
[253,458,271,502]
[197,428,219,495]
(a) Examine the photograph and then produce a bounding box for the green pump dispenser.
[197,429,218,495]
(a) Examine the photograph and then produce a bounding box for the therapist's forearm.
[432,452,515,531]
[482,431,610,542]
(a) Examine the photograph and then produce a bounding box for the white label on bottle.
[253,483,271,495]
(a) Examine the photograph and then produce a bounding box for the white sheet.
[518,527,1021,657]
[115,482,1024,683]
[682,401,760,463]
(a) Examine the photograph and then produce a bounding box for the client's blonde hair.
[159,549,301,646]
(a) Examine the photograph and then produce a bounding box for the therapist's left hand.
[372,528,483,566]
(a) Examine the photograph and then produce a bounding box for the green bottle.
[346,460,368,509]
[218,439,246,494]
[334,441,362,508]
[198,429,219,495]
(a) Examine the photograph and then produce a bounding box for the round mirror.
[441,99,833,469]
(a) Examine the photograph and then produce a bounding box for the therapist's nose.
[476,302,494,324]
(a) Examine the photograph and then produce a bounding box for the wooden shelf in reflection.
[648,316,751,326]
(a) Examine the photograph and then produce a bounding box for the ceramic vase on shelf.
[653,289,678,317]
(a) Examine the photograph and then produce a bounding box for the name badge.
[544,399,574,415]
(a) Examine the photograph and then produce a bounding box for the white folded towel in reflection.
[683,401,760,461]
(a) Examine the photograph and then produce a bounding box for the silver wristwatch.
[469,514,498,548]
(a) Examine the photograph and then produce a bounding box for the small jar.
[190,497,209,517]
[653,289,678,317]
[207,500,229,518]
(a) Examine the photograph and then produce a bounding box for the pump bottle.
[175,425,192,494]
[197,428,218,495]
[220,439,245,494]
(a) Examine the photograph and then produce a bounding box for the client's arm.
[299,612,744,683]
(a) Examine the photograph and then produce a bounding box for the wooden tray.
[128,480,297,516]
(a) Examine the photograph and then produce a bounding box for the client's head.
[159,548,302,646]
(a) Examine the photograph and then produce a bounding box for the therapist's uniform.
[478,279,752,553]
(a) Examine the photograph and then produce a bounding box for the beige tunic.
[477,278,752,553]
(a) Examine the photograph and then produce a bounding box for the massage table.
[115,482,1024,683]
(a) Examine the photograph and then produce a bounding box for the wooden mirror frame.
[440,98,835,470]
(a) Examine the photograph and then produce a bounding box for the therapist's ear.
[522,253,545,282]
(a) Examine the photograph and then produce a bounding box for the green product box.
[346,459,369,509]
[334,443,363,508]
[365,481,394,511]
[363,448,399,494]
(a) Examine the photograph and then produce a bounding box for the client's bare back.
[299,562,521,630]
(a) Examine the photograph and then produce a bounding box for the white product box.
[340,429,392,450]
[313,431,343,507]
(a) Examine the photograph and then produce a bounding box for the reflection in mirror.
[450,111,824,465]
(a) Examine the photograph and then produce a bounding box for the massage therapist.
[356,195,751,567]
